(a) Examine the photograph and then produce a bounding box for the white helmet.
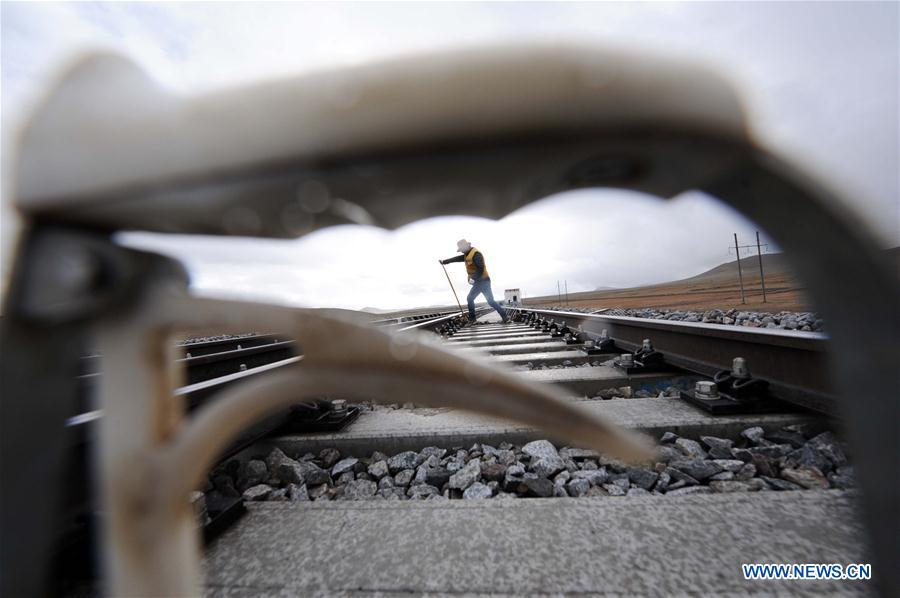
[456,238,471,253]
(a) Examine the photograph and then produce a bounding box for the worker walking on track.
[439,239,509,323]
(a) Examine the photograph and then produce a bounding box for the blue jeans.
[467,278,508,321]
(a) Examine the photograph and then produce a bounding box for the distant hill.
[313,307,381,323]
[674,247,898,287]
[524,253,794,305]
[520,248,898,313]
[648,253,792,287]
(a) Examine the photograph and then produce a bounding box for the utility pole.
[729,233,770,304]
[756,231,767,303]
[564,281,569,306]
[733,233,746,305]
[557,280,562,305]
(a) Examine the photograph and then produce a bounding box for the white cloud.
[119,190,771,310]
[3,1,897,310]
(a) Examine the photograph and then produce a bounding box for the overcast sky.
[2,2,897,311]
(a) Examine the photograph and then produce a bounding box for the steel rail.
[397,311,461,332]
[397,306,493,332]
[69,356,306,427]
[371,309,461,327]
[178,340,296,384]
[518,307,834,414]
[176,356,303,408]
[77,305,473,411]
[79,340,297,384]
[79,333,288,374]
[176,333,285,356]
[379,302,510,331]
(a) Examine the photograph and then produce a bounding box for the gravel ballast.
[538,306,824,332]
[205,424,852,504]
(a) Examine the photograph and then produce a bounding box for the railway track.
[371,309,469,328]
[68,311,475,438]
[58,310,472,586]
[195,306,865,595]
[72,334,298,425]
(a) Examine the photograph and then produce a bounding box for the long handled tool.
[439,261,466,317]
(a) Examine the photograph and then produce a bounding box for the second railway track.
[196,306,864,596]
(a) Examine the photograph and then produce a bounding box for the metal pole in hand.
[439,261,465,317]
[734,233,746,305]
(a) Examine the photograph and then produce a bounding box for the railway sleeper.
[449,318,811,417]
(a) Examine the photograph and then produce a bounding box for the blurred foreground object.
[2,44,897,596]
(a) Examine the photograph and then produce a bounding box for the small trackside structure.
[504,289,522,305]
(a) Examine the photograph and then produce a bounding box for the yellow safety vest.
[465,247,490,280]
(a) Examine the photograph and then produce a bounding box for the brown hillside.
[525,249,899,313]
